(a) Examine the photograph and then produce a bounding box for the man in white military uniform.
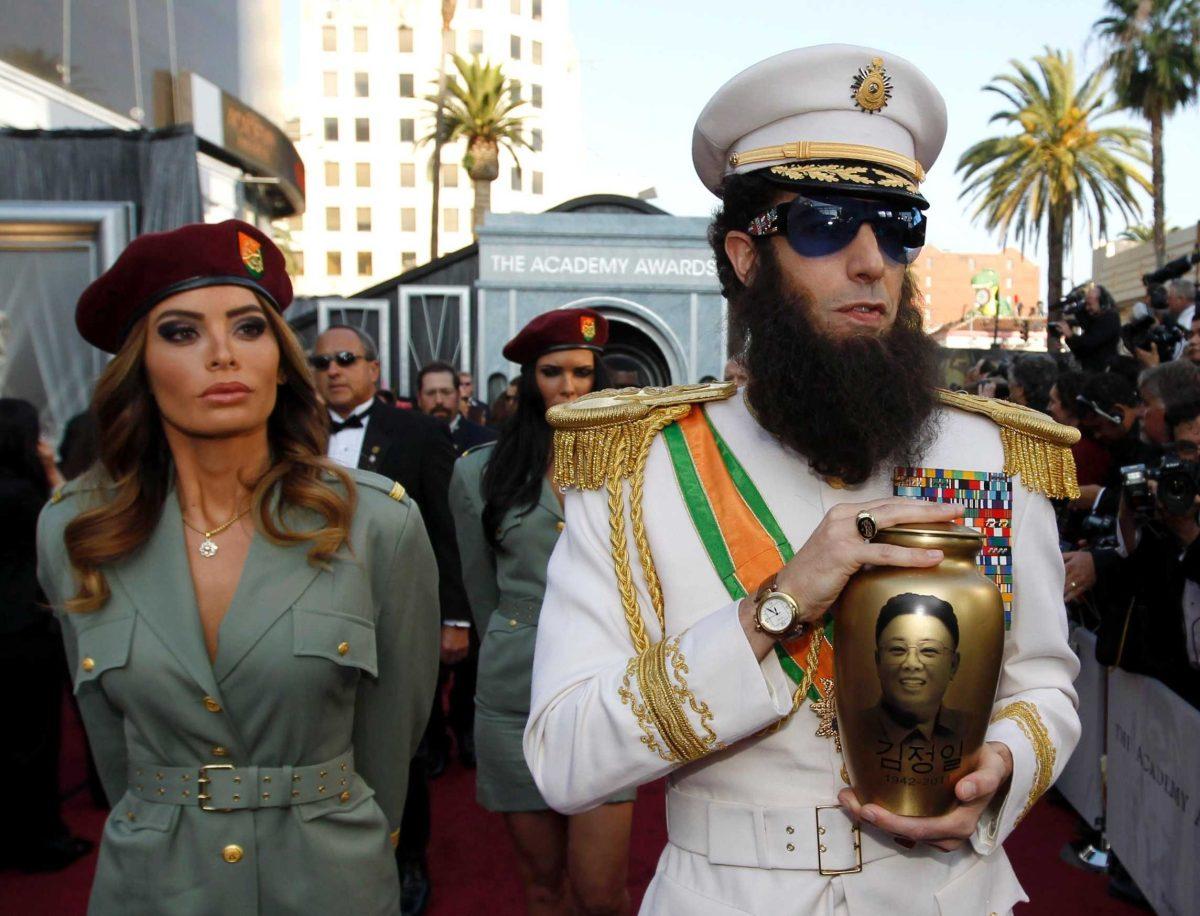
[524,45,1081,915]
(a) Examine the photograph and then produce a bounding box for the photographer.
[1131,279,1197,367]
[1168,279,1196,339]
[1103,398,1200,709]
[1051,283,1120,372]
[1007,353,1057,412]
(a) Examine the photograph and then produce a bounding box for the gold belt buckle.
[815,805,862,876]
[198,764,236,812]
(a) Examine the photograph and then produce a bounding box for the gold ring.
[1070,580,1078,589]
[855,510,878,541]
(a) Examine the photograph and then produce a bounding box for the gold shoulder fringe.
[936,388,1081,500]
[547,382,736,653]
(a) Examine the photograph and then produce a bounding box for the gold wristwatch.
[753,573,810,639]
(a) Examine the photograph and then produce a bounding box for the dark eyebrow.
[155,303,263,322]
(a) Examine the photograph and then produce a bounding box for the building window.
[400,119,415,143]
[1006,259,1013,271]
[510,34,521,59]
[357,252,373,275]
[324,161,340,186]
[353,26,368,52]
[532,171,543,195]
[532,84,542,108]
[443,208,459,232]
[357,207,372,231]
[532,0,542,19]
[511,0,521,13]
[322,25,336,52]
[469,30,484,54]
[1006,277,1013,289]
[925,275,932,287]
[290,213,304,230]
[510,79,521,102]
[356,162,371,186]
[398,25,413,52]
[441,163,459,187]
[402,251,417,270]
[294,251,304,276]
[400,162,416,186]
[531,128,543,151]
[354,72,369,97]
[401,208,417,232]
[442,30,456,54]
[532,40,542,65]
[968,257,975,271]
[323,71,338,97]
[355,118,370,142]
[324,117,339,141]
[399,73,414,97]
[327,252,342,276]
[325,207,341,231]
[511,167,522,191]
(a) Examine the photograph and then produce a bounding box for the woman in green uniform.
[450,308,634,915]
[36,220,439,915]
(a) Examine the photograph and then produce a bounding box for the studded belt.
[127,749,356,811]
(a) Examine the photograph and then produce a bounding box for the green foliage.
[1095,0,1200,122]
[422,54,532,174]
[956,48,1151,248]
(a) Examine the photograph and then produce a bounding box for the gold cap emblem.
[852,57,891,113]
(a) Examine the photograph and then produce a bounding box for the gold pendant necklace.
[181,507,250,558]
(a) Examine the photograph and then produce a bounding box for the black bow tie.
[330,413,365,435]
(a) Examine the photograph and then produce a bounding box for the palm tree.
[1117,222,1177,242]
[956,49,1151,306]
[423,55,532,236]
[1094,0,1200,266]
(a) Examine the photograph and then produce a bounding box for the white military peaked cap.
[692,44,948,207]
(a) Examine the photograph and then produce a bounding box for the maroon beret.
[502,308,609,365]
[76,219,292,353]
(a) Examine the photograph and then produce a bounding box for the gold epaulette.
[936,388,1081,500]
[547,382,736,654]
[548,382,737,491]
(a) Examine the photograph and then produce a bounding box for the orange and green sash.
[662,406,834,704]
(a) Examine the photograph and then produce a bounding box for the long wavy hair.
[62,299,355,612]
[481,353,609,549]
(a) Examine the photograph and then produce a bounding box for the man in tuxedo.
[417,361,497,455]
[457,370,489,425]
[312,325,470,916]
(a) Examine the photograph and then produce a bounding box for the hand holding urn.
[833,522,1005,817]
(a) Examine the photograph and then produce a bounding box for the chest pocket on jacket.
[72,615,135,694]
[293,608,378,677]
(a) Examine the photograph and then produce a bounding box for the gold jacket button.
[81,657,96,672]
[555,521,565,533]
[203,697,222,713]
[337,641,350,656]
[211,746,229,758]
[222,844,244,863]
[339,790,351,803]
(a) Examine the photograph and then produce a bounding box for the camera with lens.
[1141,248,1200,301]
[1047,289,1086,339]
[1121,310,1185,362]
[1121,456,1200,519]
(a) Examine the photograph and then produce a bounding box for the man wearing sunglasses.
[311,325,471,916]
[525,45,1081,916]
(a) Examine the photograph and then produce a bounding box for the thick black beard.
[732,246,941,485]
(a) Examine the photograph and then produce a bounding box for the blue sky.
[284,0,1200,287]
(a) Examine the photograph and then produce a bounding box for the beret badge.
[851,57,892,113]
[238,231,265,279]
[581,315,597,342]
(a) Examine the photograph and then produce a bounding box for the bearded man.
[522,46,1081,915]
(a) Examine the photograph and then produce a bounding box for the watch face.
[759,595,796,635]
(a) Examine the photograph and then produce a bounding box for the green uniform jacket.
[36,469,440,916]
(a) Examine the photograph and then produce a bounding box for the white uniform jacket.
[524,390,1080,916]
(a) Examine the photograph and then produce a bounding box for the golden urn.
[833,522,1004,817]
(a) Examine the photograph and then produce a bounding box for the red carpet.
[0,694,1148,915]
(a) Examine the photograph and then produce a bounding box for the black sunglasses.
[746,193,926,265]
[308,350,366,371]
